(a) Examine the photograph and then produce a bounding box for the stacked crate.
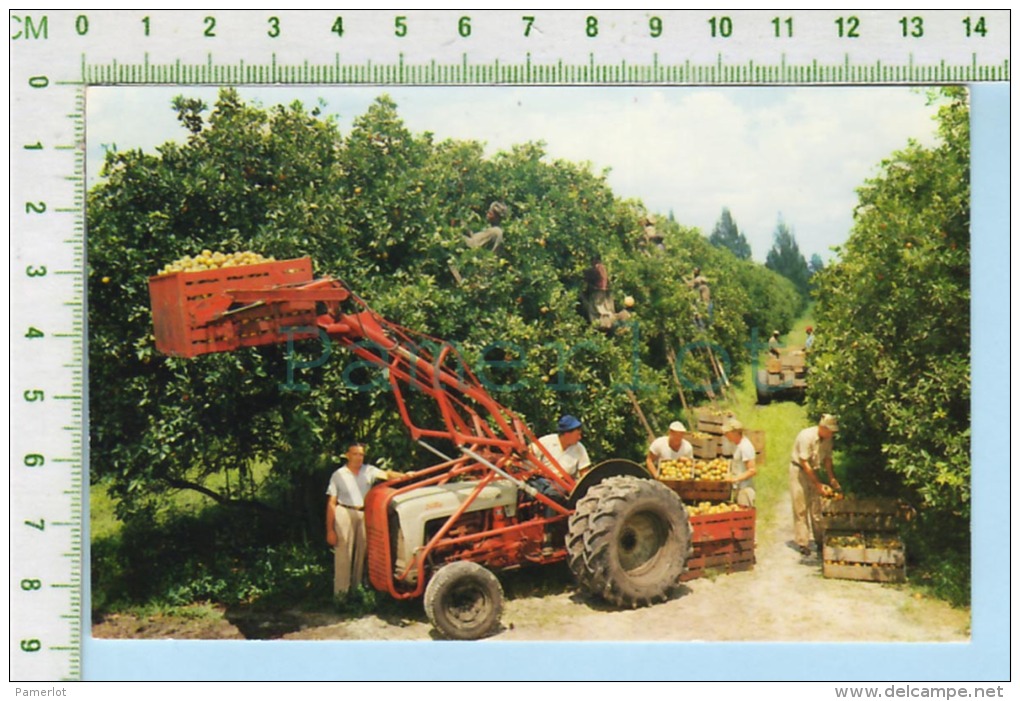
[821,498,907,583]
[657,408,754,580]
[680,507,756,582]
[764,350,808,389]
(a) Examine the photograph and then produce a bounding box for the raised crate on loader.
[148,257,322,357]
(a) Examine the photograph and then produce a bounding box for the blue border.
[83,83,1009,681]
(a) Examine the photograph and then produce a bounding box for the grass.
[711,308,816,534]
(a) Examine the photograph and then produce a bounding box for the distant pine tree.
[708,207,752,260]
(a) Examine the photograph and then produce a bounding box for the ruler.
[8,9,1009,682]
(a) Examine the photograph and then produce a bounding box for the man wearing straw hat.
[789,414,841,557]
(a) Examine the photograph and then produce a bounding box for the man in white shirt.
[646,421,694,478]
[325,443,397,595]
[722,417,757,507]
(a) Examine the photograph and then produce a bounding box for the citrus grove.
[87,88,969,613]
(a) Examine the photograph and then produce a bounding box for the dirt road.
[93,491,969,643]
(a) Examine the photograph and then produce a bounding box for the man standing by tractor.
[722,417,757,507]
[646,421,694,478]
[325,443,398,596]
[789,414,841,557]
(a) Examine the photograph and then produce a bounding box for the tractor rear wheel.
[424,561,503,640]
[568,475,691,608]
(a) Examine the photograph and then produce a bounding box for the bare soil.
[92,492,969,643]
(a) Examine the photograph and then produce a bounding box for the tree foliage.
[765,217,811,303]
[708,207,752,260]
[807,88,970,600]
[88,90,803,543]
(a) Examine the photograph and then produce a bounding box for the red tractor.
[149,257,692,639]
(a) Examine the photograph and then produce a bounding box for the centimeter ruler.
[8,9,1009,682]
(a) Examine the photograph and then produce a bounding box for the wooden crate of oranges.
[680,505,756,582]
[658,457,732,503]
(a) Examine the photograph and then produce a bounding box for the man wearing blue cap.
[531,414,591,479]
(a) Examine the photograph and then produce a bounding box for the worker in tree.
[641,214,665,252]
[463,201,509,252]
[686,267,713,324]
[722,417,757,507]
[582,255,630,332]
[646,421,694,478]
[325,443,399,595]
[789,414,841,557]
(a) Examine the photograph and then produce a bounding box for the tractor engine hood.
[390,480,518,572]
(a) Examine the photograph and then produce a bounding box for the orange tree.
[807,89,970,603]
[88,90,801,606]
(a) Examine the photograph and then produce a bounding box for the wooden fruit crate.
[695,408,731,435]
[689,433,719,459]
[821,497,905,533]
[680,540,755,581]
[822,533,906,583]
[680,508,756,581]
[781,352,806,370]
[689,507,756,543]
[149,257,319,357]
[660,479,731,503]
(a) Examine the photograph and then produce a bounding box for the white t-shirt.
[730,437,756,490]
[326,464,386,507]
[532,434,591,478]
[647,435,694,464]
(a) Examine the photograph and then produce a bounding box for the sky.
[86,85,943,263]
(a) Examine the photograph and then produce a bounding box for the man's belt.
[339,504,364,511]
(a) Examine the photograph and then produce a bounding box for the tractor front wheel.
[567,475,691,608]
[424,561,503,640]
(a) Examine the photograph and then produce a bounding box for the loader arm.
[148,259,575,494]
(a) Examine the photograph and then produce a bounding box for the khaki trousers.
[333,505,367,595]
[789,462,822,549]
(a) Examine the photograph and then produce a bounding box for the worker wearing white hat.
[722,418,757,507]
[789,414,842,557]
[646,421,694,478]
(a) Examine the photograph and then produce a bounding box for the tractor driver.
[528,415,591,551]
[325,443,399,596]
[531,414,591,480]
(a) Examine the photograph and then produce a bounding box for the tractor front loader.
[148,256,692,639]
